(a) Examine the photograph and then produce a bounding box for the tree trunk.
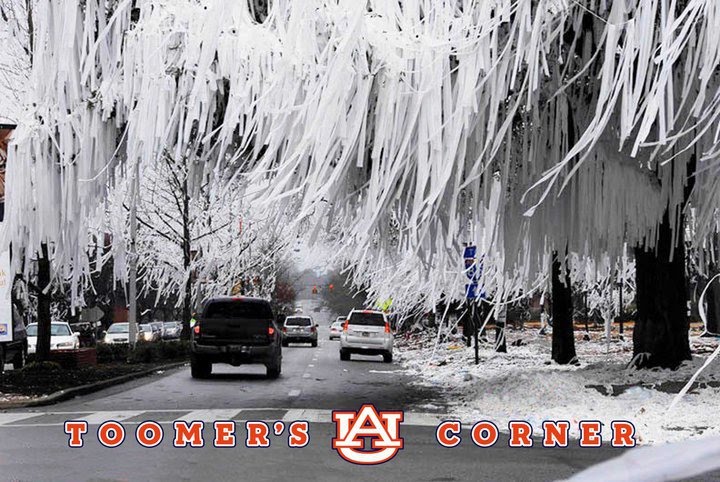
[35,243,52,362]
[633,210,691,369]
[551,250,576,364]
[181,177,192,340]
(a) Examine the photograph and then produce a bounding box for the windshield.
[331,322,344,329]
[348,312,385,326]
[163,322,177,328]
[205,300,273,319]
[139,324,152,331]
[107,323,129,334]
[26,324,72,337]
[285,317,312,326]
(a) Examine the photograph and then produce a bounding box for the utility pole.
[128,162,139,348]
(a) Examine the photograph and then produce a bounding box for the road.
[0,299,642,481]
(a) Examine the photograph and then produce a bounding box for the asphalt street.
[0,299,691,481]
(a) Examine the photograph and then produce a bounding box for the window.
[27,324,72,336]
[107,323,129,334]
[348,312,385,326]
[205,301,273,319]
[285,317,312,326]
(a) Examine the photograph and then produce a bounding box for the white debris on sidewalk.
[397,329,720,444]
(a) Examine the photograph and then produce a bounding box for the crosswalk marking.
[0,408,446,427]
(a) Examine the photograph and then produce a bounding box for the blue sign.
[463,245,477,259]
[465,283,478,300]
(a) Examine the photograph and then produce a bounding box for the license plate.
[362,332,370,337]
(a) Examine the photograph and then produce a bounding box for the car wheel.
[266,363,281,379]
[281,340,288,347]
[190,354,212,379]
[340,349,350,361]
[383,352,393,363]
[12,347,26,370]
[311,340,318,347]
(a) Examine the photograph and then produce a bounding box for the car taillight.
[268,326,275,336]
[282,327,287,333]
[343,320,349,331]
[310,325,316,333]
[193,324,200,335]
[384,322,391,333]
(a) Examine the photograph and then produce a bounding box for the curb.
[0,361,188,410]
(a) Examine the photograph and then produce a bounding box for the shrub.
[22,361,63,373]
[96,343,130,363]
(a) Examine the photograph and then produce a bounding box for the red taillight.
[384,322,391,333]
[311,325,316,333]
[193,324,200,335]
[268,326,275,336]
[343,320,349,331]
[282,327,287,333]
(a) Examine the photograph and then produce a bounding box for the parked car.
[101,322,133,344]
[339,310,393,363]
[0,308,27,372]
[139,323,161,342]
[329,318,344,340]
[163,321,182,339]
[150,321,166,339]
[282,316,317,347]
[26,322,79,354]
[190,296,282,379]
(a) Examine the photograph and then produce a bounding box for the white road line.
[302,373,311,379]
[288,389,301,397]
[0,409,452,427]
[177,409,240,422]
[0,412,43,425]
[308,364,315,368]
[83,410,144,425]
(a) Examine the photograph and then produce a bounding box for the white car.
[339,310,393,363]
[26,322,79,354]
[102,322,134,344]
[329,318,344,340]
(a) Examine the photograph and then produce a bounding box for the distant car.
[340,310,393,363]
[150,321,166,339]
[191,296,282,379]
[26,322,79,354]
[163,321,182,339]
[139,324,161,342]
[102,322,133,344]
[329,319,344,340]
[282,316,317,347]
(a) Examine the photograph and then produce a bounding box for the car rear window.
[285,317,312,326]
[205,301,273,319]
[349,312,385,326]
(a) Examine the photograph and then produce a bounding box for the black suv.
[190,297,282,379]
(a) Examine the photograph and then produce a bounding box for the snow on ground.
[397,326,720,444]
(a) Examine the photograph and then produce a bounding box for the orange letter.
[288,421,309,448]
[579,421,602,447]
[611,421,635,447]
[508,421,533,447]
[542,421,569,447]
[245,421,270,447]
[136,421,163,448]
[98,421,125,448]
[64,421,88,448]
[471,421,499,448]
[436,421,462,448]
[214,421,236,448]
[173,421,205,447]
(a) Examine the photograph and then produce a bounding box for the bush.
[22,361,63,373]
[96,343,130,364]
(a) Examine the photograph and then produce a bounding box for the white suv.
[339,310,393,363]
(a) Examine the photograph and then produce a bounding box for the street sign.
[463,245,477,259]
[465,283,478,300]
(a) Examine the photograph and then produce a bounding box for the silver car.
[282,316,318,347]
[339,310,393,363]
[329,318,344,340]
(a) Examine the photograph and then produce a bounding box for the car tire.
[190,354,212,379]
[266,363,281,379]
[281,340,288,347]
[311,340,318,347]
[12,347,26,370]
[383,352,393,363]
[340,349,350,361]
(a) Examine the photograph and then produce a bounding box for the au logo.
[332,404,404,464]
